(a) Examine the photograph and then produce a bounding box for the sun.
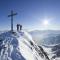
[43,20,49,26]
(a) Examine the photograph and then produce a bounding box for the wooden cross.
[8,10,17,32]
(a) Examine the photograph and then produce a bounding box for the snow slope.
[0,30,50,60]
[30,30,60,60]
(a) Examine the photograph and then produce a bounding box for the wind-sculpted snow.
[0,31,50,60]
[0,31,25,60]
[42,44,60,60]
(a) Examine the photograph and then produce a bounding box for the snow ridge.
[0,31,50,60]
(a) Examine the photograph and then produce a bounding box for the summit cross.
[8,10,17,32]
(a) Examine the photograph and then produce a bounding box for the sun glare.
[43,20,49,26]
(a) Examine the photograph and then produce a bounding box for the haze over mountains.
[30,30,60,45]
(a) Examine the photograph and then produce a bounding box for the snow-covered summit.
[0,30,49,60]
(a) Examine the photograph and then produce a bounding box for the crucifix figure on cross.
[8,10,17,32]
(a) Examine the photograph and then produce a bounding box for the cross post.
[8,10,17,32]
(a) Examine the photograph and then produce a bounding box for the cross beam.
[8,10,17,32]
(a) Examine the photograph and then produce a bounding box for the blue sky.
[0,0,60,31]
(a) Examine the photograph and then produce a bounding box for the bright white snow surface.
[0,30,49,60]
